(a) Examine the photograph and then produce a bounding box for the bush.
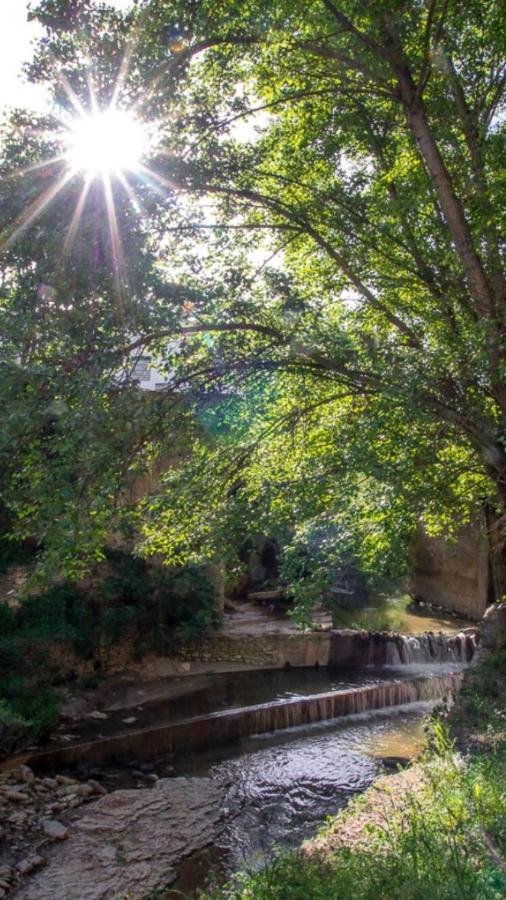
[0,552,220,757]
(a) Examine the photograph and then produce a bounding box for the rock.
[76,784,94,798]
[4,790,30,803]
[381,756,410,771]
[15,778,224,900]
[145,773,158,784]
[17,855,45,876]
[480,603,506,650]
[122,717,137,725]
[42,778,58,790]
[87,779,107,796]
[18,766,35,785]
[60,696,90,720]
[55,775,76,786]
[40,818,68,841]
[86,710,107,721]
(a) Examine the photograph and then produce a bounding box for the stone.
[4,790,30,803]
[39,818,68,841]
[0,868,14,881]
[55,775,76,786]
[17,855,45,876]
[15,778,224,900]
[59,696,90,720]
[87,780,107,796]
[86,710,108,721]
[480,603,506,650]
[76,784,94,798]
[18,766,35,785]
[42,778,58,790]
[122,717,137,725]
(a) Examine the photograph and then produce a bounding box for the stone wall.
[410,520,489,620]
[36,631,332,680]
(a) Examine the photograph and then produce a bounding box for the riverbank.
[202,649,506,900]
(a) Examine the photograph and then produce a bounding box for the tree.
[1,0,505,595]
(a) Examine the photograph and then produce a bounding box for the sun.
[67,109,146,176]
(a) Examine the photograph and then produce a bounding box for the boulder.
[480,603,506,650]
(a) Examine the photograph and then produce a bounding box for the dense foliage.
[0,552,218,755]
[0,0,505,602]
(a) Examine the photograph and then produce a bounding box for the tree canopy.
[0,0,505,597]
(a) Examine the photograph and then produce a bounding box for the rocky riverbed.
[0,763,225,899]
[0,764,108,896]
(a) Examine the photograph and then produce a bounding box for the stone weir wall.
[12,672,463,772]
[48,628,475,681]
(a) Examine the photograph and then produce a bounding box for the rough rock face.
[14,777,224,900]
[480,604,506,650]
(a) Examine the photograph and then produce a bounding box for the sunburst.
[66,109,146,176]
[0,52,164,319]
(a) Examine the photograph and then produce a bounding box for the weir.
[329,629,476,667]
[14,671,463,771]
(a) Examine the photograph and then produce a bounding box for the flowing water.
[166,702,433,895]
[44,629,475,896]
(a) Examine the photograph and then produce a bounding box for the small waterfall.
[388,632,476,666]
[22,672,463,771]
[329,629,476,667]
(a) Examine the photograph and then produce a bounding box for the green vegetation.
[202,658,506,900]
[0,554,218,756]
[0,0,503,614]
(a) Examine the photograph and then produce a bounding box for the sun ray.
[56,71,87,119]
[137,163,178,195]
[0,170,74,252]
[62,175,93,258]
[102,171,127,324]
[116,170,145,216]
[3,154,67,182]
[110,39,136,112]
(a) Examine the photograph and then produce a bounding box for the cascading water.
[373,631,476,666]
[329,628,477,667]
[22,671,463,770]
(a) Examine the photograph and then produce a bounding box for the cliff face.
[410,519,489,620]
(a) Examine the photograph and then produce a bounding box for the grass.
[200,655,506,900]
[329,593,412,632]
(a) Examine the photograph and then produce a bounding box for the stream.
[10,624,475,899]
[166,701,433,895]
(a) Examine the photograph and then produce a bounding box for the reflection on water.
[97,665,462,744]
[173,701,431,885]
[98,666,422,738]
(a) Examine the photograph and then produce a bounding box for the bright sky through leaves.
[0,0,133,114]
